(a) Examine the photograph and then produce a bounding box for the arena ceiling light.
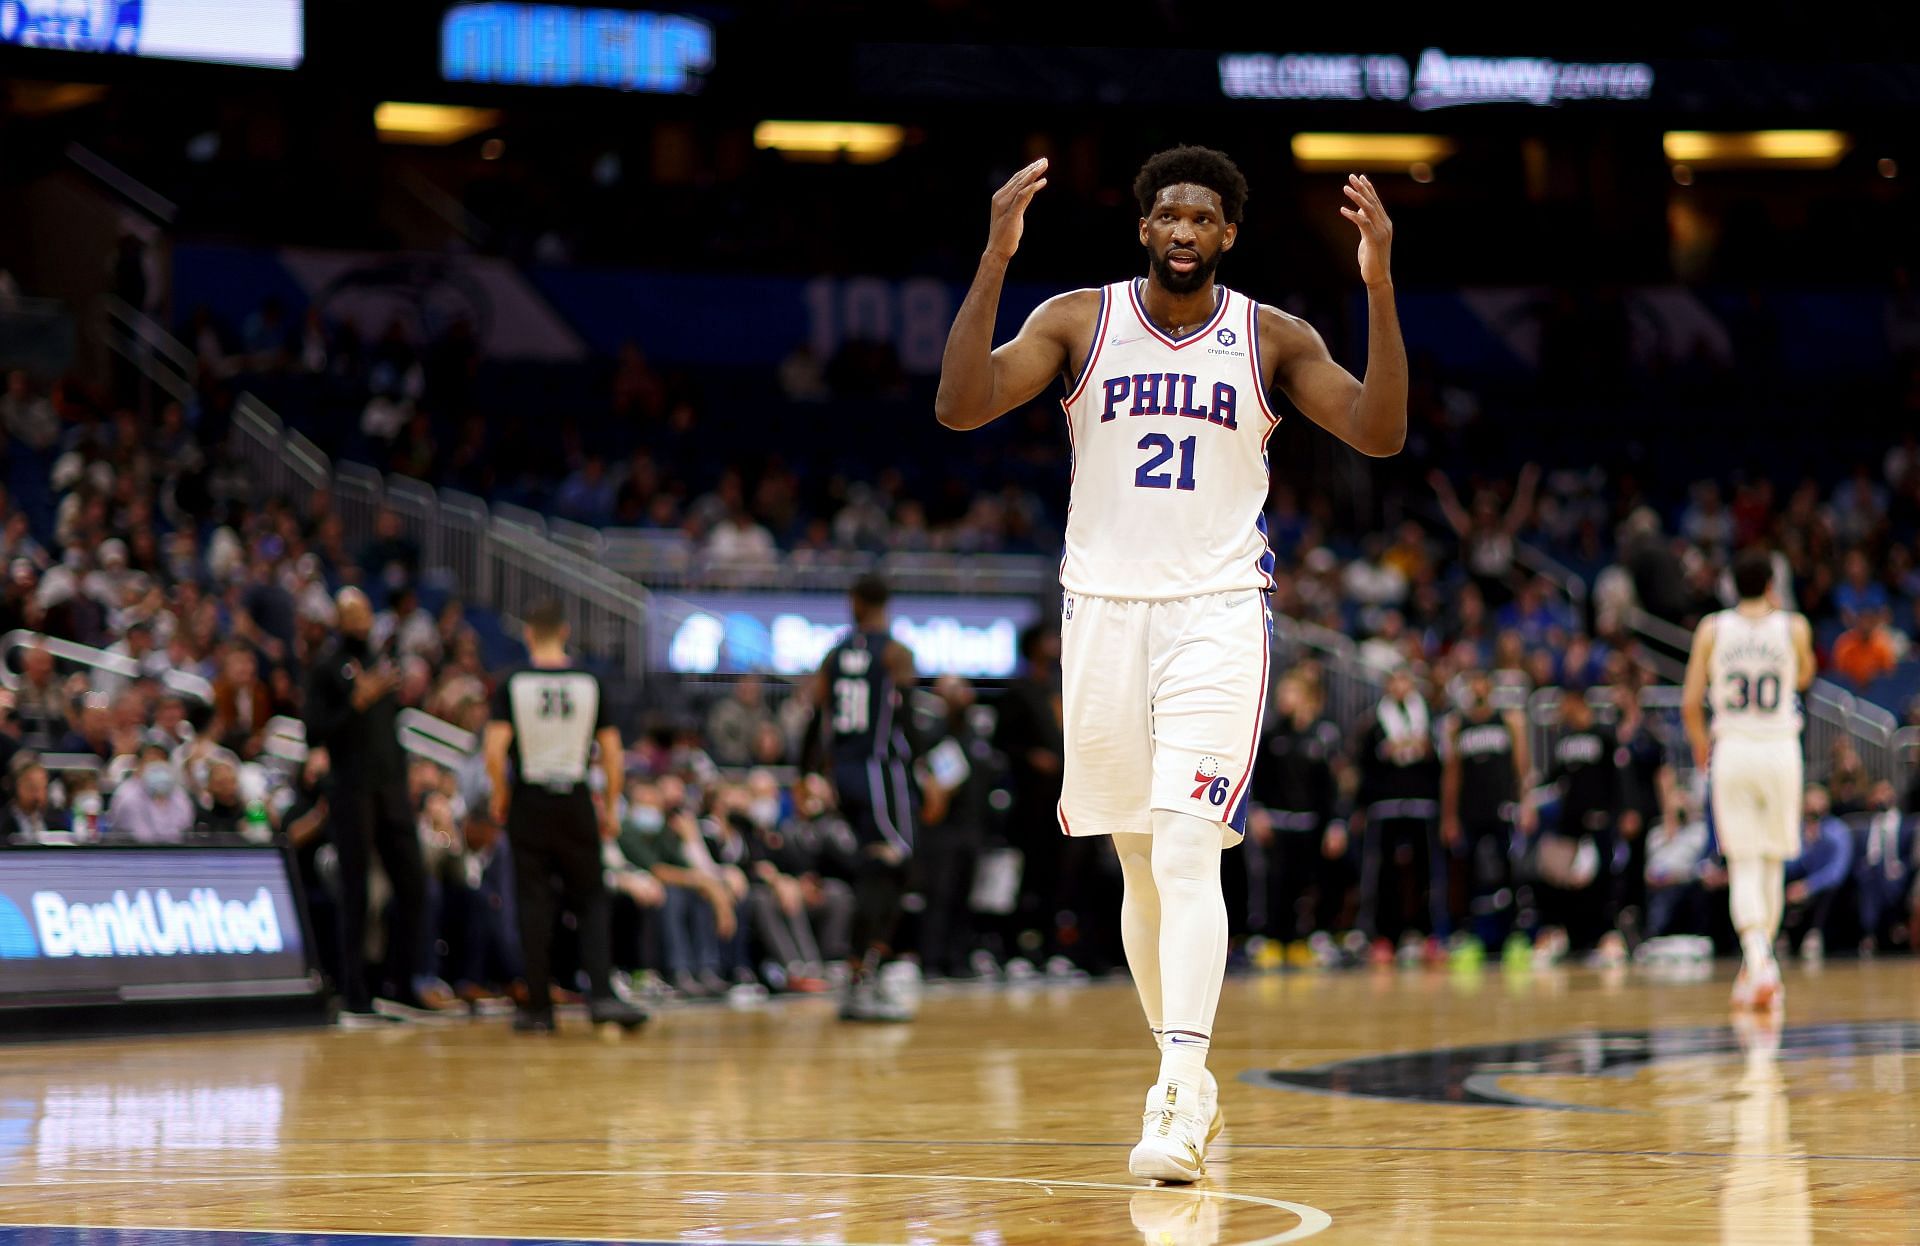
[753,121,905,164]
[1662,130,1851,169]
[374,102,503,146]
[1290,133,1457,172]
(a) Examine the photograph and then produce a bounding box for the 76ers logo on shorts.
[1191,755,1229,807]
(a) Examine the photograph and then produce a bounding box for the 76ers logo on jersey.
[1191,755,1229,806]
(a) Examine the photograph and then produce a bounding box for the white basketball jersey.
[1708,608,1801,739]
[1058,279,1278,601]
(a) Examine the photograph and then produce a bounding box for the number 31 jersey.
[1059,279,1279,601]
[1708,608,1801,739]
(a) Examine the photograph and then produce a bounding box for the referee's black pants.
[508,787,614,1012]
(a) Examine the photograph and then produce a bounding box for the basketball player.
[1439,669,1532,950]
[484,600,647,1033]
[808,573,919,1022]
[1681,549,1815,1012]
[936,147,1406,1182]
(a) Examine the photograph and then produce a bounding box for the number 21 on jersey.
[1135,434,1197,491]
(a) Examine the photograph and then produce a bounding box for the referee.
[484,600,646,1034]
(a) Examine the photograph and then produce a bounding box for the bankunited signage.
[10,887,285,959]
[0,848,313,1006]
[1219,47,1655,108]
[655,591,1041,679]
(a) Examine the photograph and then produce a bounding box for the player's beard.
[1149,245,1220,295]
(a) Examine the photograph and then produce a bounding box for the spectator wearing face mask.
[108,743,196,843]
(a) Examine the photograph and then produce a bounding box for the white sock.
[1114,832,1164,1034]
[1149,809,1227,1089]
[1728,856,1783,972]
[1160,1029,1211,1088]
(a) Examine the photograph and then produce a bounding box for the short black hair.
[524,599,568,639]
[1732,548,1774,601]
[850,573,890,612]
[1134,146,1248,225]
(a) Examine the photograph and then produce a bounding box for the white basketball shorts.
[1710,734,1804,861]
[1057,589,1271,847]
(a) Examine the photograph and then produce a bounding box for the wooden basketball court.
[2,960,1917,1245]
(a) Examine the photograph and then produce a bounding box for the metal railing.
[248,710,477,773]
[1622,604,1904,784]
[0,630,214,705]
[1515,540,1590,614]
[101,294,196,408]
[228,395,649,680]
[232,396,328,498]
[1623,607,1693,684]
[586,525,1056,595]
[1271,612,1387,735]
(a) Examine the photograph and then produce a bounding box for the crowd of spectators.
[192,299,1063,564]
[6,266,1920,1012]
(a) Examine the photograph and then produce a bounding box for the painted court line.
[0,1168,1332,1246]
[60,1133,1920,1166]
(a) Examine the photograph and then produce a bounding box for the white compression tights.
[1727,856,1785,969]
[1113,810,1229,1084]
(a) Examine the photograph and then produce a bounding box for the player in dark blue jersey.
[809,574,919,1021]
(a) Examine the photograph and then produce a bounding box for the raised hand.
[986,158,1049,262]
[1340,173,1394,288]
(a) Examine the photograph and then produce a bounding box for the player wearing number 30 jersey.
[808,574,920,1023]
[1683,548,1816,1015]
[935,146,1407,1183]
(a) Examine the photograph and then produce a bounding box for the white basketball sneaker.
[1730,960,1785,1013]
[1199,1067,1224,1149]
[1129,1078,1212,1184]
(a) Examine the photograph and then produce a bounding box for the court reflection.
[1131,1187,1222,1245]
[29,1079,285,1164]
[1719,1014,1810,1246]
[0,1044,308,1172]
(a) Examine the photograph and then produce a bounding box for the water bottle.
[242,799,272,844]
[72,791,103,843]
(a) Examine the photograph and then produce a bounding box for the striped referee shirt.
[490,665,611,793]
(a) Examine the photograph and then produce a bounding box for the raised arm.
[1681,614,1719,772]
[935,158,1081,430]
[1503,463,1542,536]
[1261,175,1406,457]
[1428,469,1471,536]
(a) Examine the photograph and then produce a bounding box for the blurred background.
[3,1,1919,1003]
